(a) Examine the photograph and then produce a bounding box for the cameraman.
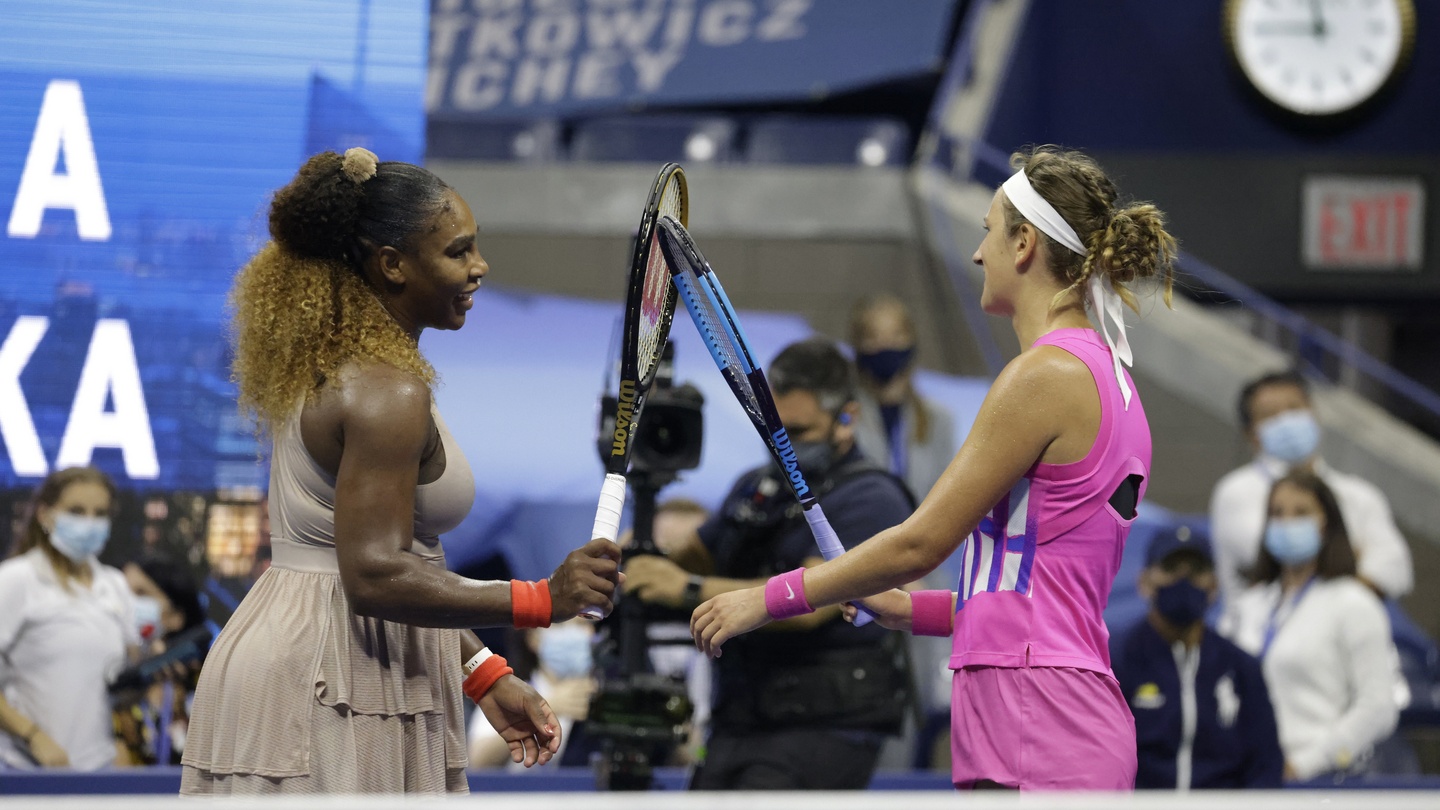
[623,339,914,790]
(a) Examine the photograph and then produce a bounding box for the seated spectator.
[113,552,211,765]
[0,467,137,770]
[1219,471,1404,782]
[467,620,597,769]
[1210,371,1412,606]
[1111,526,1283,789]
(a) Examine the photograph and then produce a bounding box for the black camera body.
[595,384,703,477]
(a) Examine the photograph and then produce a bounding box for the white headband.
[1002,170,1085,256]
[1002,170,1134,409]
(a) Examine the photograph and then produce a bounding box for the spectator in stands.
[849,293,957,501]
[625,339,914,790]
[182,148,622,795]
[1210,371,1412,606]
[1219,471,1403,782]
[114,553,210,765]
[469,621,597,769]
[0,467,136,770]
[1111,527,1283,789]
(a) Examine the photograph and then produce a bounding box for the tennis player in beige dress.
[181,149,622,795]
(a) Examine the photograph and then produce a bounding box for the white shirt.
[1219,576,1402,780]
[1209,456,1413,602]
[0,548,136,770]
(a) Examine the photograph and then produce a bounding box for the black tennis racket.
[584,163,687,619]
[655,215,874,626]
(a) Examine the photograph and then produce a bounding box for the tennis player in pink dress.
[690,146,1177,791]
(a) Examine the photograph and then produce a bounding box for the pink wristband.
[764,568,814,620]
[911,590,955,637]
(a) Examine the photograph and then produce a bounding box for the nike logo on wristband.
[786,581,796,599]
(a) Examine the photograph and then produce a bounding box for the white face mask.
[47,513,111,562]
[1257,410,1320,464]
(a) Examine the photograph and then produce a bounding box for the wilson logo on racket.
[611,379,638,456]
[770,428,811,498]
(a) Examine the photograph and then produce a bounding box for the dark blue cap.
[1145,525,1213,568]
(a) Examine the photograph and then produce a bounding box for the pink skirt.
[950,665,1135,791]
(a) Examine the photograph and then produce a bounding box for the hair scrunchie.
[341,147,378,185]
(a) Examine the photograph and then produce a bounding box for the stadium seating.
[569,115,739,164]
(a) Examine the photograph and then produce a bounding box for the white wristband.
[462,648,493,677]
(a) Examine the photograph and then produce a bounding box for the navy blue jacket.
[1111,619,1284,790]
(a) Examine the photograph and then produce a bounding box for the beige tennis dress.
[181,404,475,795]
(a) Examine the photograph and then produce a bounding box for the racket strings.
[672,265,760,414]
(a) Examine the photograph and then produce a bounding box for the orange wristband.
[511,579,552,629]
[462,653,513,704]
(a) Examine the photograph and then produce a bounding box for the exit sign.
[1302,176,1424,271]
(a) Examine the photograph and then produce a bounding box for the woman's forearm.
[342,552,517,628]
[0,694,40,745]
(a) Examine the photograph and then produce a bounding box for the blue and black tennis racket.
[655,215,874,626]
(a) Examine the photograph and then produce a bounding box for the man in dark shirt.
[1111,527,1284,790]
[623,338,914,790]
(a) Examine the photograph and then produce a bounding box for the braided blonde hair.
[1002,146,1177,313]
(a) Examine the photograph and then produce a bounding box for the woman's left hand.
[478,675,561,767]
[690,586,771,658]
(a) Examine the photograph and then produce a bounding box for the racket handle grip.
[581,473,627,621]
[802,506,875,627]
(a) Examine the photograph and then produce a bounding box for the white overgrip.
[580,473,628,621]
[592,473,627,542]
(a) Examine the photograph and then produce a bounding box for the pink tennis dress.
[948,328,1150,790]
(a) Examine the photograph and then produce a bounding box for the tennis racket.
[654,215,874,626]
[583,163,687,620]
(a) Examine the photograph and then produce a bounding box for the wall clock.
[1225,0,1416,117]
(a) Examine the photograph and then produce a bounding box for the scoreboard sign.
[1302,176,1424,272]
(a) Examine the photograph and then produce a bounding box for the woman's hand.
[841,588,912,631]
[690,586,771,658]
[622,554,688,608]
[549,538,625,620]
[478,675,561,767]
[26,729,69,768]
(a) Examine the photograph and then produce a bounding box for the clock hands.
[1309,0,1329,40]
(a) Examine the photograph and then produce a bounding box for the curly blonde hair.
[230,150,449,429]
[1003,146,1177,313]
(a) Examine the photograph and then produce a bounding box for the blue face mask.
[537,626,593,680]
[1154,578,1209,628]
[855,348,914,385]
[48,513,111,562]
[1257,410,1320,464]
[1264,517,1322,566]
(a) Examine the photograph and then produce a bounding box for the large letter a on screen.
[7,80,112,241]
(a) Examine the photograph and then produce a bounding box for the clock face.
[1226,0,1415,116]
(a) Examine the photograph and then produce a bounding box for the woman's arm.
[1289,584,1402,779]
[693,349,1087,654]
[0,694,67,767]
[328,365,620,627]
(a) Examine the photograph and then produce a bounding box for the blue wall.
[988,0,1440,154]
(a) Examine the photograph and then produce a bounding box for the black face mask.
[1154,579,1209,628]
[855,347,915,385]
[790,439,836,478]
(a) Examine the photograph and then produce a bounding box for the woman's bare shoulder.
[310,361,433,430]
